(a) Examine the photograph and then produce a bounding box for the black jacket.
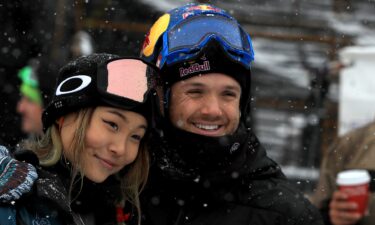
[141,123,324,225]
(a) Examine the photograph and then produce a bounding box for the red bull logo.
[142,31,150,52]
[179,60,210,77]
[142,14,170,58]
[186,5,220,12]
[182,5,222,19]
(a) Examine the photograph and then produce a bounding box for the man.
[16,58,55,140]
[140,3,323,225]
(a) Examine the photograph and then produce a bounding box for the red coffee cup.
[336,169,371,216]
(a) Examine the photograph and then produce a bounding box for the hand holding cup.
[336,169,371,216]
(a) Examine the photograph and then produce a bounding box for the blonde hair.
[23,107,150,224]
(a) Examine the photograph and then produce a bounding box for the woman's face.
[60,106,147,183]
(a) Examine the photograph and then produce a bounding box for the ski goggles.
[96,57,158,109]
[160,14,254,69]
[43,57,159,130]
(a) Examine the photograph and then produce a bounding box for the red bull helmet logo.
[182,4,222,19]
[141,13,170,59]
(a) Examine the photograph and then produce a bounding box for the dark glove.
[0,145,38,202]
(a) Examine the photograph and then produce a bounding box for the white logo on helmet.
[56,75,92,96]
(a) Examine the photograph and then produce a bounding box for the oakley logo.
[56,75,92,96]
[179,60,210,77]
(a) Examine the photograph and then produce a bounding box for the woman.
[0,53,159,225]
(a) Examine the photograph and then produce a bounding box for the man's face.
[169,73,241,137]
[16,95,43,135]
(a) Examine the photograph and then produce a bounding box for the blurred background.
[1,0,375,194]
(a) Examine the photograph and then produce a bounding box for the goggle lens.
[168,15,245,53]
[98,58,157,105]
[105,59,148,103]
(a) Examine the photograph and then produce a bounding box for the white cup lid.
[336,169,371,185]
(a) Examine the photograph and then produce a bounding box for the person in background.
[15,30,94,141]
[0,53,159,225]
[16,58,51,139]
[311,122,375,225]
[139,3,323,225]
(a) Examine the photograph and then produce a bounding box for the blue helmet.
[141,3,254,70]
[141,3,255,123]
